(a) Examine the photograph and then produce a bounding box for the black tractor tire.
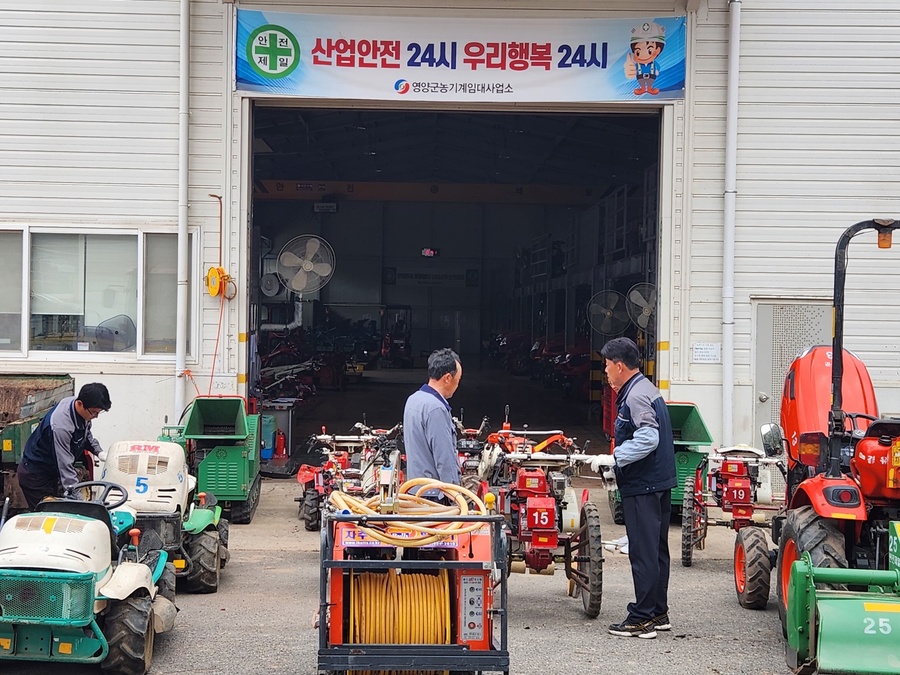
[101,595,154,675]
[776,505,847,637]
[681,476,701,567]
[301,488,321,531]
[734,526,772,609]
[461,473,482,494]
[608,489,625,525]
[579,501,604,618]
[217,518,231,569]
[181,530,221,594]
[157,562,177,604]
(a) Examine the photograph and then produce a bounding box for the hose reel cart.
[317,482,509,675]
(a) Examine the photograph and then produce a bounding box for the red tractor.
[759,220,900,667]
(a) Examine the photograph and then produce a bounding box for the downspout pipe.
[722,0,742,446]
[175,0,191,419]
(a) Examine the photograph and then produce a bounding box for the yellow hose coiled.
[329,477,487,547]
[335,478,487,675]
[349,570,451,675]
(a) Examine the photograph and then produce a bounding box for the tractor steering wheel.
[67,480,129,510]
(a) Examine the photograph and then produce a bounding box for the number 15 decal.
[135,476,149,494]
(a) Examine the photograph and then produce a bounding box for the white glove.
[602,468,618,491]
[588,454,616,472]
[97,451,108,463]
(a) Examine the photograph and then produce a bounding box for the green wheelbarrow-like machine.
[607,401,713,525]
[786,521,900,675]
[176,396,262,525]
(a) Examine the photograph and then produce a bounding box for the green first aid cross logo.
[247,24,300,79]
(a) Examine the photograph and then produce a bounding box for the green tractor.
[174,396,262,525]
[0,480,177,674]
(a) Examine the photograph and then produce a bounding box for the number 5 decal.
[135,476,149,494]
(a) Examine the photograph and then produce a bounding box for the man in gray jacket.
[403,348,463,491]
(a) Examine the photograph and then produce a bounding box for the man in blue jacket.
[403,348,463,494]
[18,382,112,509]
[591,337,676,639]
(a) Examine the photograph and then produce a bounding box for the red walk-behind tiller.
[477,406,611,618]
[296,421,402,531]
[318,476,509,675]
[680,444,786,607]
[453,408,491,493]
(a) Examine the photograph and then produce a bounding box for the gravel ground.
[15,478,789,675]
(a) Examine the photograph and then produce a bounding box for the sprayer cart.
[318,508,509,674]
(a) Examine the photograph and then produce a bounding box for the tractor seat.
[34,499,118,557]
[862,419,900,442]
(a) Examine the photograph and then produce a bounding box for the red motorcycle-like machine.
[478,407,613,617]
[295,420,402,531]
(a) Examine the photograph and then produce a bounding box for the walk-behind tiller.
[680,444,786,608]
[297,421,402,531]
[318,476,509,675]
[476,407,610,618]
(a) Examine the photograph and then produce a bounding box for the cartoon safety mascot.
[625,22,666,96]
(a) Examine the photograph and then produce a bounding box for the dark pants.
[622,489,671,623]
[16,462,60,510]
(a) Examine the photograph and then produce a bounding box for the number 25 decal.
[864,617,892,635]
[135,476,149,494]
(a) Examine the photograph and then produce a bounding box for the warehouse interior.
[247,105,661,450]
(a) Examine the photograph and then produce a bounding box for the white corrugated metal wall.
[4,0,898,444]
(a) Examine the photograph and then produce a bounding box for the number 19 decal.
[864,617,892,635]
[135,476,149,494]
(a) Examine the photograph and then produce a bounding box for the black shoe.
[608,619,657,639]
[652,613,671,631]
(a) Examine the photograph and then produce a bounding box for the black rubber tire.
[101,595,154,675]
[229,473,261,525]
[157,562,177,604]
[681,476,697,567]
[776,505,847,637]
[461,473,482,494]
[217,518,230,569]
[734,526,771,609]
[579,501,603,618]
[301,488,321,531]
[181,530,220,593]
[608,489,625,525]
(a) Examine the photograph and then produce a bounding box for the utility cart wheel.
[607,489,625,525]
[217,518,230,569]
[181,530,221,593]
[578,501,604,618]
[680,475,706,567]
[301,488,321,531]
[101,595,154,675]
[733,526,772,609]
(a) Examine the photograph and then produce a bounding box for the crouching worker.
[17,382,112,509]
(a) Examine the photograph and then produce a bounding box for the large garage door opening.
[248,106,661,445]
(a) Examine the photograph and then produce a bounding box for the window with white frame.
[0,231,24,351]
[15,229,193,355]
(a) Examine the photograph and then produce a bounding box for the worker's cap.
[631,22,666,44]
